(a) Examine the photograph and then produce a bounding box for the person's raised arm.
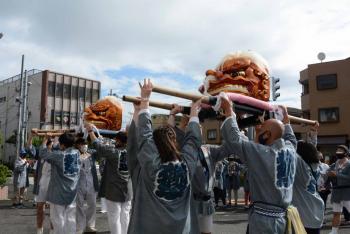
[280,105,297,149]
[85,123,116,160]
[127,102,141,175]
[168,104,187,147]
[26,131,34,148]
[39,134,62,165]
[167,104,182,127]
[137,79,159,168]
[25,131,37,157]
[306,122,319,147]
[181,99,202,178]
[219,95,247,159]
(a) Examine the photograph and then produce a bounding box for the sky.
[1,0,350,125]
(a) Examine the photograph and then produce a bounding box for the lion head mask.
[199,51,270,101]
[84,96,123,131]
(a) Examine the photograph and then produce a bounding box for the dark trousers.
[318,190,330,210]
[305,227,320,234]
[344,207,350,221]
[213,187,226,206]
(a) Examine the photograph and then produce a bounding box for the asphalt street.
[1,179,349,234]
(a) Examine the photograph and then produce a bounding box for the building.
[300,57,350,159]
[151,114,182,129]
[200,107,307,145]
[0,69,101,162]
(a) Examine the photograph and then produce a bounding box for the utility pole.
[16,55,25,157]
[21,70,29,149]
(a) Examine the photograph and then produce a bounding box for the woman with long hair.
[127,79,202,234]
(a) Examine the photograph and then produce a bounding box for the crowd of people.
[11,78,350,234]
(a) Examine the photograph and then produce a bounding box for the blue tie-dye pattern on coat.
[63,153,79,176]
[119,150,128,172]
[154,162,189,201]
[307,170,320,194]
[275,149,296,189]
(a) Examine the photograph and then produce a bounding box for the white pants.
[76,191,97,232]
[332,200,350,213]
[50,202,76,234]
[198,214,213,233]
[105,199,131,234]
[101,197,107,212]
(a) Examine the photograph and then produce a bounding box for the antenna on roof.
[317,52,326,63]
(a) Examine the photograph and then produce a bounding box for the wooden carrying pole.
[152,85,204,102]
[289,115,317,125]
[34,132,64,137]
[32,128,75,133]
[122,95,174,110]
[151,84,317,125]
[31,128,75,137]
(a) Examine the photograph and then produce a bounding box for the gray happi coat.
[39,146,81,205]
[221,116,297,234]
[127,111,201,234]
[92,141,131,203]
[14,146,36,189]
[292,131,324,228]
[329,160,350,203]
[175,127,243,234]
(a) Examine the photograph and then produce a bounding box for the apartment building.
[300,57,350,159]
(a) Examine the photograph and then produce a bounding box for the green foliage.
[0,164,10,187]
[32,136,43,147]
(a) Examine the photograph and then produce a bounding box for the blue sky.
[1,0,350,125]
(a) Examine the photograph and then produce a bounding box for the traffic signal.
[271,77,280,101]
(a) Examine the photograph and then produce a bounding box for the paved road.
[1,179,350,233]
[1,200,349,234]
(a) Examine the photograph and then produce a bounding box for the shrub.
[0,164,10,187]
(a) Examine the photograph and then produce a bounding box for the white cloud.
[1,0,350,124]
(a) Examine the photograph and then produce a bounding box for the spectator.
[327,145,350,234]
[75,138,99,234]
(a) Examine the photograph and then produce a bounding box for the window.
[48,81,55,96]
[85,88,92,102]
[51,109,62,124]
[319,107,339,123]
[0,96,6,103]
[56,83,63,97]
[54,111,62,124]
[70,113,77,125]
[207,129,217,140]
[72,86,78,100]
[79,87,85,99]
[92,89,99,103]
[63,112,70,125]
[316,74,337,90]
[63,84,71,99]
[301,80,309,95]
